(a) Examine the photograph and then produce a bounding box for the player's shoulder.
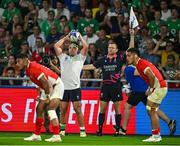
[29,61,41,68]
[125,65,136,73]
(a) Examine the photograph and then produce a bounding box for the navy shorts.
[61,88,81,102]
[100,83,123,102]
[127,92,147,106]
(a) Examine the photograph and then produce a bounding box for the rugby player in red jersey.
[126,48,168,142]
[16,53,64,142]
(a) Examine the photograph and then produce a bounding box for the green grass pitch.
[0,132,179,145]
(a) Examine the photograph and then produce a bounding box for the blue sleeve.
[124,66,135,83]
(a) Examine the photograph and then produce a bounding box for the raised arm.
[54,34,70,56]
[83,64,96,70]
[128,29,135,49]
[79,32,88,56]
[152,40,162,56]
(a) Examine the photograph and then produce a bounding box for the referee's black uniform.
[93,52,125,135]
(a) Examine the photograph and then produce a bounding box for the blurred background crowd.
[0,0,179,88]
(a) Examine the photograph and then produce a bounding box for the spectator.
[152,24,175,50]
[137,27,151,55]
[19,1,38,18]
[77,8,99,35]
[147,11,166,37]
[12,24,26,57]
[114,24,130,52]
[82,26,99,45]
[86,43,99,64]
[3,35,13,56]
[159,55,180,88]
[20,41,32,57]
[61,25,71,37]
[31,37,49,63]
[23,2,39,35]
[45,24,62,54]
[167,6,180,37]
[40,10,61,37]
[1,66,22,85]
[131,0,151,10]
[2,54,19,76]
[68,13,80,30]
[77,0,87,18]
[94,1,108,32]
[141,38,160,66]
[160,0,171,21]
[95,28,109,56]
[54,0,70,20]
[59,15,68,32]
[1,0,21,27]
[7,15,23,35]
[104,0,128,37]
[27,25,45,52]
[38,0,54,22]
[153,39,179,67]
[65,0,80,14]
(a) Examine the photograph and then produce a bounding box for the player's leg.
[71,88,86,137]
[59,90,69,136]
[111,84,123,136]
[59,101,68,136]
[119,102,133,135]
[113,101,122,136]
[157,109,176,135]
[97,100,108,136]
[45,79,64,142]
[97,84,109,136]
[72,100,86,137]
[24,100,47,141]
[45,98,61,142]
[143,87,167,142]
[44,105,51,134]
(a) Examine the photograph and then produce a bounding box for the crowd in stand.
[0,0,179,87]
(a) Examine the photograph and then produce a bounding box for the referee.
[83,41,126,136]
[54,31,88,137]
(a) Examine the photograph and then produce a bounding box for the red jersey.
[136,58,167,88]
[26,61,59,89]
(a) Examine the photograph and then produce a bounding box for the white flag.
[129,7,139,28]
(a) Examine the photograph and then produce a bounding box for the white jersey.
[58,53,86,90]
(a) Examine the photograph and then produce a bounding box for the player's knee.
[124,103,132,111]
[48,110,58,120]
[146,105,158,112]
[74,106,81,115]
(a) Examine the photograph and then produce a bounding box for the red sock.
[34,118,44,135]
[152,127,160,135]
[52,125,59,135]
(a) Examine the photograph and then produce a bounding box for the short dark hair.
[17,53,28,59]
[126,48,140,57]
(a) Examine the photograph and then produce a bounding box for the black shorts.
[127,91,147,106]
[100,83,123,102]
[61,88,81,102]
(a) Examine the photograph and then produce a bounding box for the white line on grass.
[0,145,177,146]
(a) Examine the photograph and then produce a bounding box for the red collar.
[107,54,117,59]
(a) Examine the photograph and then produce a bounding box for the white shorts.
[147,87,167,104]
[40,78,64,100]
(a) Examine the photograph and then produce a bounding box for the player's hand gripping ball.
[70,30,80,43]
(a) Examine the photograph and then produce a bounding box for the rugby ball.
[70,30,80,42]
